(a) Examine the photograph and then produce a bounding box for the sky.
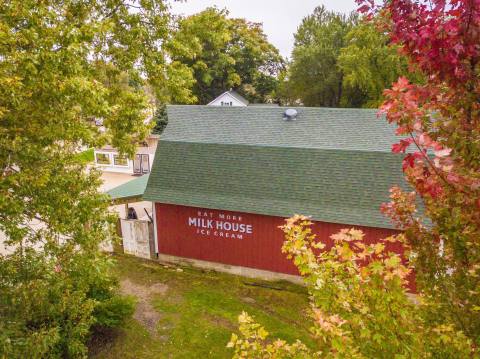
[170,0,358,59]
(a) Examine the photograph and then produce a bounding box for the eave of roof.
[107,174,150,203]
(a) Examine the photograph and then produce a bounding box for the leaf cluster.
[364,0,480,345]
[0,0,186,356]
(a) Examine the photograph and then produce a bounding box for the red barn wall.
[155,203,402,276]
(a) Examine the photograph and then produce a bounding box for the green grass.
[89,254,316,358]
[77,148,94,163]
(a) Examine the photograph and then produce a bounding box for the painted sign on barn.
[155,203,402,277]
[187,210,253,239]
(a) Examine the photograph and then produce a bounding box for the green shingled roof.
[160,105,399,151]
[107,174,149,202]
[143,105,407,229]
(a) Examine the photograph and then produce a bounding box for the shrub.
[93,295,136,329]
[0,251,134,358]
[228,216,473,358]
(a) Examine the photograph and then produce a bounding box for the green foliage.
[228,312,310,358]
[0,0,192,357]
[280,6,364,107]
[229,216,474,357]
[280,8,411,108]
[76,148,95,164]
[169,7,284,104]
[338,20,413,108]
[93,296,136,329]
[152,104,168,135]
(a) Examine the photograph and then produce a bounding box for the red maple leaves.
[357,0,480,343]
[356,0,480,208]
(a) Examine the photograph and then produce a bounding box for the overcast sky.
[170,0,358,59]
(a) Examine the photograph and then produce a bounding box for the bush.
[0,251,134,358]
[228,216,474,358]
[93,295,136,329]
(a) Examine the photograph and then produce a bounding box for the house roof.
[143,105,407,229]
[207,90,249,106]
[107,174,150,203]
[228,91,249,105]
[156,105,399,151]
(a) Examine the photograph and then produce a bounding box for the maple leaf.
[392,138,414,153]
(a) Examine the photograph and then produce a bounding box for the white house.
[94,91,248,175]
[94,134,159,175]
[207,90,249,107]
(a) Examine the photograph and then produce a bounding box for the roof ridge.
[166,104,380,111]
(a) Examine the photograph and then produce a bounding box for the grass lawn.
[89,254,316,358]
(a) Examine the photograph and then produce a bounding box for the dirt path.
[120,279,168,335]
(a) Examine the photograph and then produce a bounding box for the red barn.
[142,105,406,281]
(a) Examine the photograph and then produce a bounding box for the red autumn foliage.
[358,0,480,343]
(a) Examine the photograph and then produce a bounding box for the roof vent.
[284,108,298,121]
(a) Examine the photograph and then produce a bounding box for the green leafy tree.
[0,0,193,357]
[281,7,414,108]
[152,104,168,135]
[169,7,284,104]
[280,6,366,107]
[338,19,413,108]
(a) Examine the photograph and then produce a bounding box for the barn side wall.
[154,203,401,276]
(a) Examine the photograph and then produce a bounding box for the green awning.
[107,174,150,203]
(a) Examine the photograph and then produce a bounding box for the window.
[95,153,110,165]
[221,100,233,106]
[114,154,128,166]
[141,154,150,173]
[133,154,150,174]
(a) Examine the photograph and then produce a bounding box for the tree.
[365,0,480,344]
[152,104,168,135]
[169,7,284,104]
[338,19,414,108]
[281,7,415,108]
[280,6,366,107]
[0,0,193,356]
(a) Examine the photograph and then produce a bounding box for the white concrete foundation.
[157,253,303,284]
